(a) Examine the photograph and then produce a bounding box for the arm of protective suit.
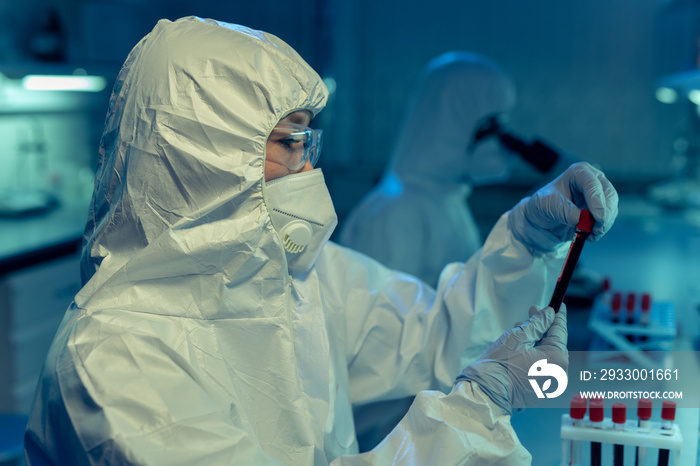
[318,210,568,405]
[334,305,566,465]
[331,382,529,466]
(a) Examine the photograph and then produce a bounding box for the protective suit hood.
[388,51,515,188]
[78,16,328,317]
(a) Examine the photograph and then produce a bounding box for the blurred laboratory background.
[1,1,700,465]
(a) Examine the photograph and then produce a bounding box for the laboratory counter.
[0,198,88,275]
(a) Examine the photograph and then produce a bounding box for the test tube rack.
[560,414,683,466]
[587,293,676,367]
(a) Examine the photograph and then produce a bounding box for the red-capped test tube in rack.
[612,403,626,466]
[658,401,677,466]
[636,398,652,465]
[611,292,622,323]
[589,398,604,466]
[568,395,586,465]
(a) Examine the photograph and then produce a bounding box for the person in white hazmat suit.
[339,52,518,451]
[340,51,517,288]
[24,17,618,466]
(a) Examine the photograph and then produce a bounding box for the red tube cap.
[661,401,677,421]
[612,402,626,424]
[637,399,652,420]
[589,399,604,422]
[602,277,611,291]
[570,397,587,420]
[612,292,622,312]
[626,293,636,312]
[576,209,595,232]
[641,293,651,312]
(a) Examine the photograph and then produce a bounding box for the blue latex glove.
[457,304,568,414]
[508,162,619,252]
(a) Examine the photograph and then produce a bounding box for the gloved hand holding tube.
[457,304,569,413]
[508,162,619,253]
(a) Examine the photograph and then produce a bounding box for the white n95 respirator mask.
[264,169,338,273]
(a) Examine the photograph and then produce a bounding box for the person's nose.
[298,160,314,173]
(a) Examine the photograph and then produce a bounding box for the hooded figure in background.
[24,17,617,466]
[340,51,517,453]
[340,52,517,287]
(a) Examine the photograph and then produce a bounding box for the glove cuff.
[458,363,512,414]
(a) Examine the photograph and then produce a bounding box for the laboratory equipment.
[590,398,604,466]
[471,113,562,173]
[612,403,626,466]
[650,70,700,210]
[611,292,621,324]
[567,395,586,466]
[658,401,677,466]
[549,209,595,312]
[587,280,676,367]
[636,398,652,465]
[0,118,59,217]
[626,293,636,325]
[561,398,683,466]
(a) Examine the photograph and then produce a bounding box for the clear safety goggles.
[268,123,323,171]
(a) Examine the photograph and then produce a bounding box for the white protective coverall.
[340,52,516,287]
[25,17,567,465]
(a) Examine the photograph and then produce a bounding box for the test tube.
[640,293,651,342]
[589,398,604,466]
[640,293,651,324]
[568,396,586,465]
[600,277,612,305]
[626,293,636,341]
[658,401,676,466]
[548,209,595,312]
[661,400,676,431]
[635,398,652,466]
[612,403,626,466]
[611,292,622,323]
[626,293,636,324]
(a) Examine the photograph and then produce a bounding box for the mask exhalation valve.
[278,219,313,253]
